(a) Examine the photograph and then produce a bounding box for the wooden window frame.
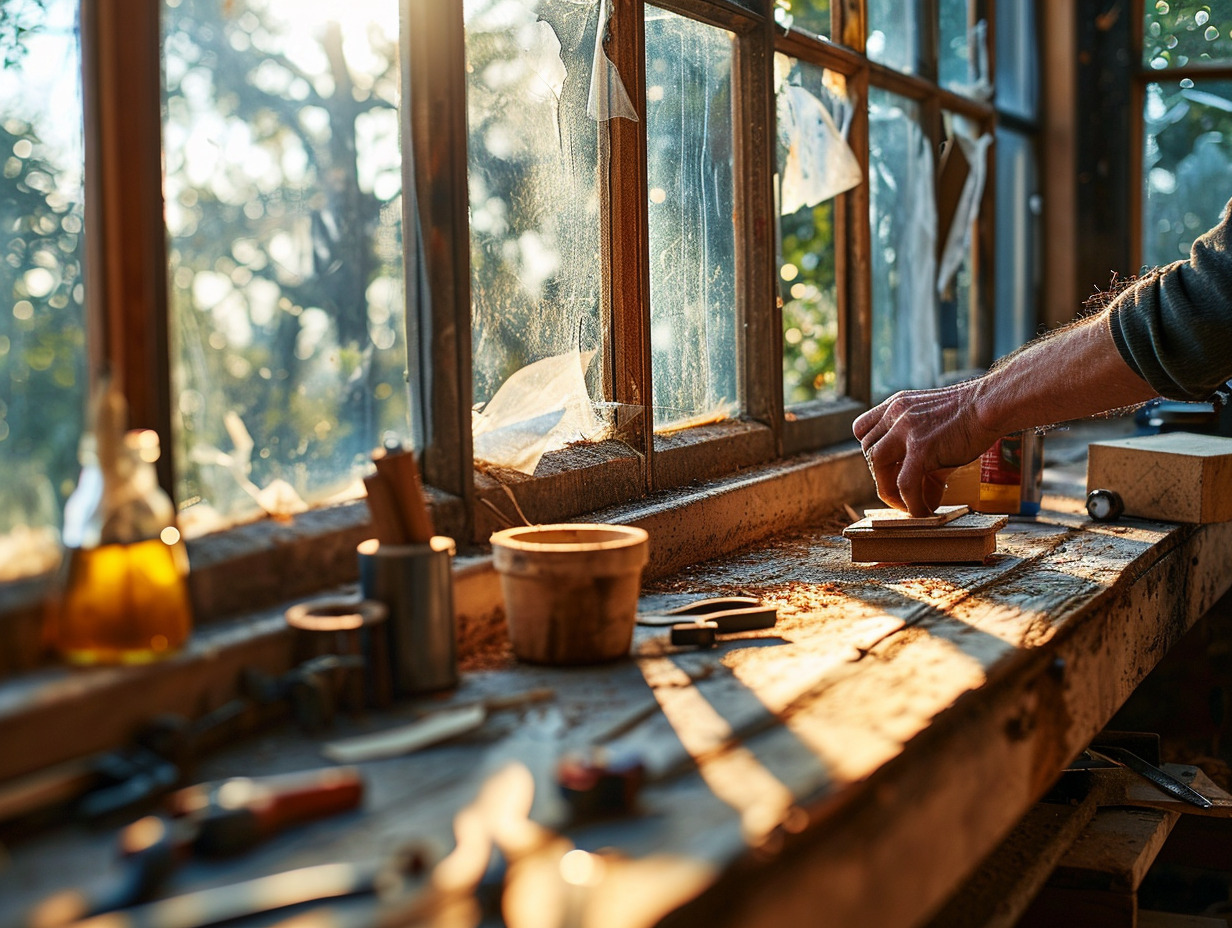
[79,1,1009,521]
[1,0,1017,652]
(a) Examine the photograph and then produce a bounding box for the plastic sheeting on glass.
[776,56,861,216]
[939,15,991,101]
[1144,1,1232,69]
[775,55,857,406]
[937,116,990,296]
[471,349,605,473]
[589,0,638,121]
[645,7,739,431]
[1142,79,1232,267]
[466,0,611,471]
[869,88,938,399]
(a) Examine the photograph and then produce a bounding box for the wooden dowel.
[362,472,408,545]
[373,450,435,544]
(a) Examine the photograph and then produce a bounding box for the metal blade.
[1089,746,1213,809]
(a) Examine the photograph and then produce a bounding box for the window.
[0,0,86,581]
[1137,1,1232,267]
[162,0,411,533]
[2,2,1040,647]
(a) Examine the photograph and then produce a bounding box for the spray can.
[977,430,1044,516]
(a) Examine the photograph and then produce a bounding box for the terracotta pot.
[490,523,650,665]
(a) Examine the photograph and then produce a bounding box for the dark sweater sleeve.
[1107,199,1232,402]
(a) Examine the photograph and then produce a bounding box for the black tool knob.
[1086,488,1124,522]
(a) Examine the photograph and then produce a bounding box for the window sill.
[0,442,872,783]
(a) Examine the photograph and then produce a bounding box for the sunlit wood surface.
[3,496,1231,928]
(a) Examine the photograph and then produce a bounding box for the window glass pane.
[775,0,831,40]
[995,0,1038,120]
[867,0,920,74]
[1144,1,1232,69]
[775,56,847,406]
[994,127,1039,359]
[646,8,738,430]
[941,246,976,375]
[163,0,410,534]
[939,0,989,99]
[0,0,86,579]
[869,88,937,399]
[1142,78,1232,266]
[464,0,607,471]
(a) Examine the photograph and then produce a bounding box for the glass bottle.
[46,387,192,664]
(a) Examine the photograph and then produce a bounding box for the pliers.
[636,596,778,633]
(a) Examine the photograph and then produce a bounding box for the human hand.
[852,382,998,516]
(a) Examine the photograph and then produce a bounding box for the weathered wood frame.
[60,0,1015,577]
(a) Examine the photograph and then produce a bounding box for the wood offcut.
[843,510,1008,563]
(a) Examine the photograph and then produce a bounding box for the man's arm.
[853,310,1158,516]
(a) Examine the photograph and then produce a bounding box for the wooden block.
[1046,807,1179,893]
[842,513,1008,564]
[864,504,969,529]
[923,799,1100,928]
[1086,432,1232,524]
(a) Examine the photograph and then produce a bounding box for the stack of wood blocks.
[843,504,1009,564]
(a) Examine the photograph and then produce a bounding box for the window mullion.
[82,0,174,489]
[406,0,474,540]
[735,13,783,445]
[605,0,655,491]
[847,65,874,407]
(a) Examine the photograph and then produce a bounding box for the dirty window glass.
[0,0,86,580]
[163,0,410,534]
[867,0,920,74]
[939,0,989,99]
[994,126,1039,359]
[776,56,854,406]
[775,0,831,39]
[995,0,1038,121]
[1144,1,1232,68]
[465,0,608,473]
[869,88,938,400]
[646,7,739,431]
[1142,78,1232,266]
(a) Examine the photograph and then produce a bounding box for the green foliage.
[162,0,410,518]
[779,200,838,405]
[0,114,87,507]
[0,0,49,69]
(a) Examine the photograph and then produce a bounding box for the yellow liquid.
[49,538,192,664]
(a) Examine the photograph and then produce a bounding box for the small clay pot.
[490,523,650,665]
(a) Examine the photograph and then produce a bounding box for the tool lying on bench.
[1072,745,1213,809]
[28,766,365,927]
[636,596,778,632]
[1049,732,1227,816]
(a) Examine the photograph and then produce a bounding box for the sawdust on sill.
[456,610,516,672]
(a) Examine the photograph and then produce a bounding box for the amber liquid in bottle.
[51,536,192,664]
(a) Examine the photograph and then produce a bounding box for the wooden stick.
[373,450,435,544]
[362,472,408,545]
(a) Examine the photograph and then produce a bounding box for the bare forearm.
[970,310,1159,437]
[853,309,1159,515]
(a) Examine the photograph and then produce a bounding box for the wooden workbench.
[3,493,1232,928]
